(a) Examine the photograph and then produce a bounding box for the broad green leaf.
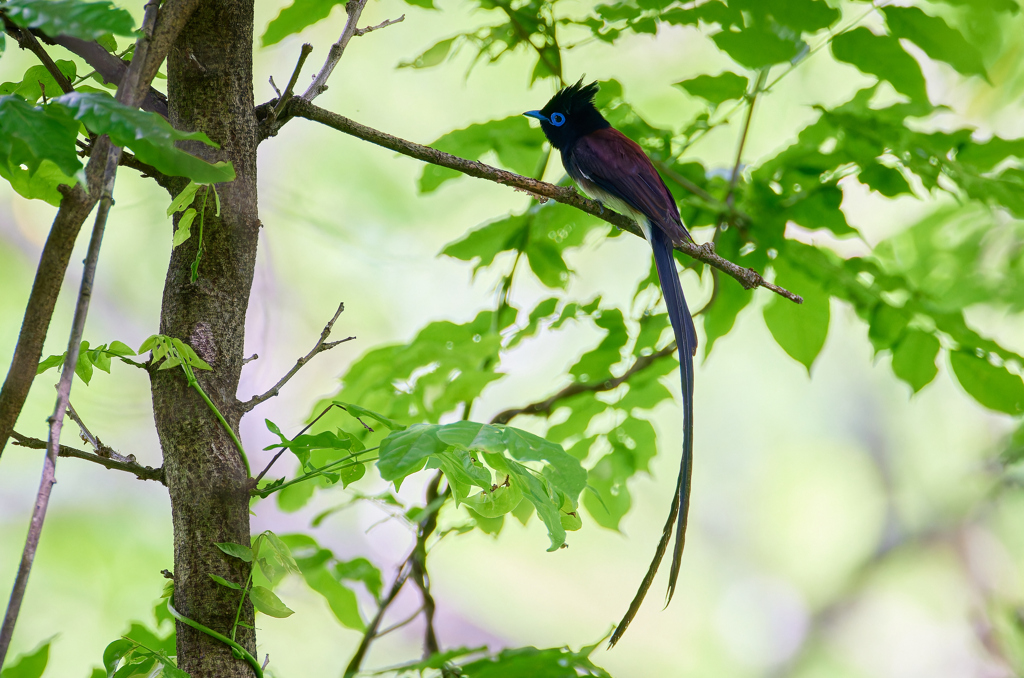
[831,28,929,104]
[102,639,134,675]
[334,558,383,601]
[495,455,566,551]
[302,564,364,629]
[334,402,402,430]
[0,639,50,678]
[712,24,806,69]
[859,163,913,197]
[434,447,492,505]
[107,341,136,357]
[882,7,988,80]
[891,330,940,393]
[399,37,455,69]
[377,424,443,482]
[502,426,587,499]
[764,256,830,371]
[949,351,1024,414]
[702,274,752,358]
[458,644,613,677]
[0,95,82,178]
[166,181,200,216]
[867,303,911,352]
[208,573,242,590]
[674,72,748,106]
[52,92,235,184]
[583,451,632,530]
[3,0,136,40]
[4,61,78,103]
[568,309,628,384]
[215,542,253,562]
[249,585,294,618]
[785,185,856,237]
[463,484,523,518]
[262,0,345,46]
[0,157,75,205]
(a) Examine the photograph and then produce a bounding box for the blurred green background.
[2,0,1024,676]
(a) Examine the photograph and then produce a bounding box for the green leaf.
[458,644,613,677]
[52,92,235,184]
[2,0,136,40]
[377,424,443,482]
[496,455,566,551]
[102,639,134,675]
[712,24,806,69]
[166,181,200,216]
[399,37,455,69]
[0,157,75,205]
[302,564,364,630]
[831,28,929,104]
[859,163,913,197]
[335,402,402,430]
[463,484,523,518]
[106,340,136,357]
[702,275,752,358]
[891,330,940,393]
[764,255,830,371]
[583,451,632,530]
[569,309,628,384]
[882,6,988,80]
[5,61,78,103]
[0,95,83,179]
[36,353,65,374]
[208,573,242,590]
[674,72,748,106]
[0,639,50,678]
[261,0,345,46]
[949,351,1024,415]
[249,585,294,618]
[215,542,254,562]
[502,426,587,499]
[172,208,196,247]
[334,557,383,601]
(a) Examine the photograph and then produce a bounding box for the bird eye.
[550,112,566,127]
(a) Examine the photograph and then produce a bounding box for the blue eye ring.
[550,112,566,127]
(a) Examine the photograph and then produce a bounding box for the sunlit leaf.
[3,0,135,40]
[262,0,345,46]
[949,351,1024,414]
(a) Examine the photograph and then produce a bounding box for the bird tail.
[609,223,695,647]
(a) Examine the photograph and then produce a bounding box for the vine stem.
[167,598,263,678]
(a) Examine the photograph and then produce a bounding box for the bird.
[525,79,697,647]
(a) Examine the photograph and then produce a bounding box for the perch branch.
[0,17,74,94]
[240,302,354,412]
[284,99,802,304]
[354,14,405,37]
[301,0,370,101]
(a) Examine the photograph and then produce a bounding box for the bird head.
[524,78,610,150]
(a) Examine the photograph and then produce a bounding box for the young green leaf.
[208,573,243,590]
[262,0,346,46]
[215,542,254,562]
[0,638,51,678]
[674,72,749,106]
[2,0,136,41]
[249,585,294,618]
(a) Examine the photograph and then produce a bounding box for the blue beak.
[523,110,548,123]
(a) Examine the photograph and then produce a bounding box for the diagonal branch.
[490,343,677,425]
[283,99,802,305]
[240,302,354,413]
[10,431,165,484]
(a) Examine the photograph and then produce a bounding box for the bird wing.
[567,128,693,246]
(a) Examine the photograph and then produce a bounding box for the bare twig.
[302,0,370,101]
[241,302,353,413]
[354,14,405,37]
[282,99,803,304]
[0,0,198,663]
[270,43,313,122]
[10,431,165,483]
[491,343,678,425]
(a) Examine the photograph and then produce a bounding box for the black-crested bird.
[525,79,697,646]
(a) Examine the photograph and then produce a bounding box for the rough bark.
[150,0,260,675]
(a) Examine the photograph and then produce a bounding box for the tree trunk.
[150,0,260,675]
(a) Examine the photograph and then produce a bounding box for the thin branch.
[240,302,353,413]
[301,0,370,101]
[10,431,165,483]
[354,14,405,37]
[270,43,313,123]
[490,343,678,425]
[410,473,444,659]
[1,17,74,94]
[283,99,803,304]
[723,68,768,213]
[343,560,412,678]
